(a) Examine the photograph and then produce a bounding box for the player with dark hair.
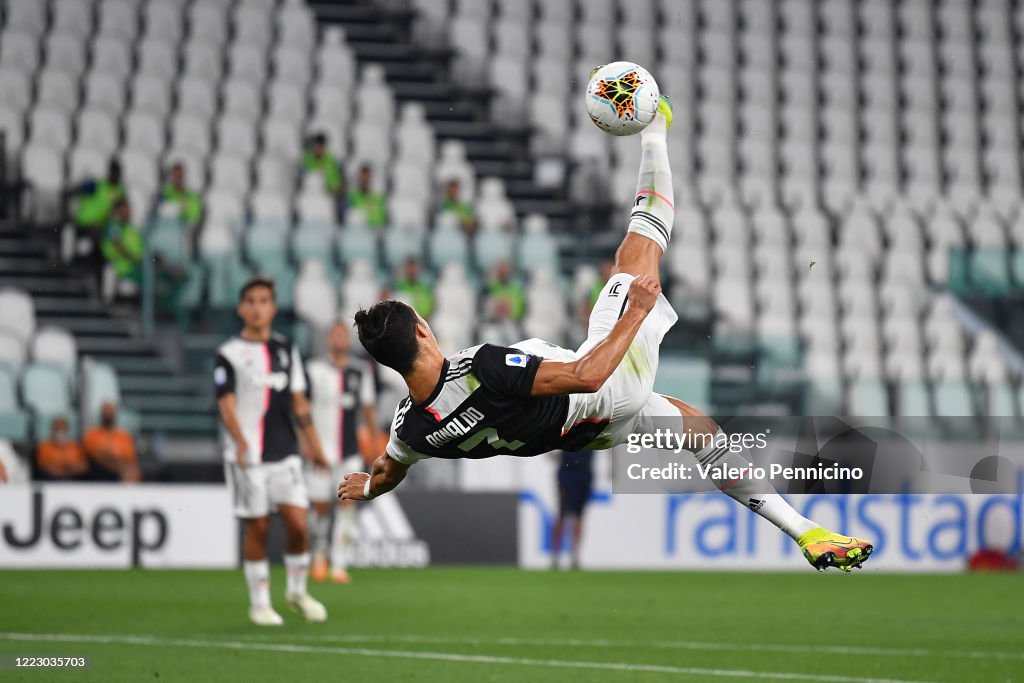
[215,277,330,624]
[341,99,873,572]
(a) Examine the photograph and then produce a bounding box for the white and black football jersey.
[385,343,608,465]
[307,357,376,464]
[214,333,307,464]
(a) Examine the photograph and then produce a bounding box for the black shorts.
[557,469,593,516]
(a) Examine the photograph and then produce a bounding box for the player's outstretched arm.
[338,454,410,501]
[531,275,661,397]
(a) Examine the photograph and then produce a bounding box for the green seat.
[249,257,295,310]
[896,380,933,437]
[518,231,559,271]
[805,379,844,415]
[337,225,378,265]
[22,363,77,439]
[1011,250,1024,289]
[932,381,974,417]
[947,248,970,294]
[848,379,889,416]
[0,366,28,441]
[429,226,468,270]
[474,228,514,272]
[968,248,1011,295]
[82,361,141,435]
[292,221,336,264]
[383,227,425,269]
[148,216,190,267]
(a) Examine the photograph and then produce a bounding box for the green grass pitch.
[0,568,1021,682]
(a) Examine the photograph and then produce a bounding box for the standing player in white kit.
[305,322,380,584]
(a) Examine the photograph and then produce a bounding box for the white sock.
[284,553,310,596]
[310,511,331,561]
[692,432,817,541]
[330,506,359,572]
[627,116,674,252]
[243,559,271,609]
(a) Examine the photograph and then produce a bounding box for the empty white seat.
[91,37,132,78]
[44,32,87,76]
[261,117,302,163]
[0,288,36,345]
[176,78,217,120]
[210,155,250,196]
[142,1,184,44]
[278,1,316,47]
[188,3,228,45]
[120,147,158,196]
[204,190,245,225]
[30,326,78,383]
[52,0,94,37]
[273,45,313,86]
[76,108,119,155]
[228,44,268,84]
[98,0,139,40]
[215,116,257,161]
[68,145,109,184]
[37,69,80,113]
[136,39,179,80]
[0,29,39,72]
[295,260,337,330]
[28,108,72,151]
[251,192,291,222]
[296,192,336,224]
[233,5,273,49]
[169,113,210,157]
[222,79,262,122]
[0,68,32,115]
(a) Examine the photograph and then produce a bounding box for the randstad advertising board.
[518,477,1023,572]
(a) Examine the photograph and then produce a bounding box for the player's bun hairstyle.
[354,300,419,375]
[239,276,276,302]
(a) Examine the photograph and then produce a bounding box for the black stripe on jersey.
[445,358,473,380]
[617,294,630,319]
[631,210,670,243]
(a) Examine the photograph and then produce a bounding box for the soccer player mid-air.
[305,322,381,584]
[339,98,873,572]
[215,278,330,625]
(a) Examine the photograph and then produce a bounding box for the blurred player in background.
[551,449,594,570]
[215,277,330,625]
[305,322,380,584]
[342,98,873,572]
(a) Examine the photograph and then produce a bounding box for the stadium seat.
[292,222,337,267]
[0,29,41,72]
[336,225,378,266]
[44,32,87,77]
[21,363,74,439]
[52,0,95,37]
[0,366,29,442]
[294,259,338,332]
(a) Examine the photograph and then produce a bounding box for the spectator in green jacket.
[346,164,388,228]
[64,160,125,287]
[100,199,144,302]
[160,162,203,227]
[486,261,525,322]
[303,132,344,198]
[439,179,477,234]
[395,258,434,318]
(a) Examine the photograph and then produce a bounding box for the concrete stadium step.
[36,315,136,338]
[128,394,215,414]
[0,274,88,294]
[31,295,109,317]
[120,374,211,395]
[139,413,218,434]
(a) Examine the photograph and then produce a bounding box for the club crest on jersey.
[505,354,529,368]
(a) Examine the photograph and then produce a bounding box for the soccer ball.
[585,61,660,136]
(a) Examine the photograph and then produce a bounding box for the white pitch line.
[233,632,1024,663]
[0,632,935,683]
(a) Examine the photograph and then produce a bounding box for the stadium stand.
[0,0,1022,474]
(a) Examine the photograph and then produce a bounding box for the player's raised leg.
[651,394,874,571]
[614,95,675,281]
